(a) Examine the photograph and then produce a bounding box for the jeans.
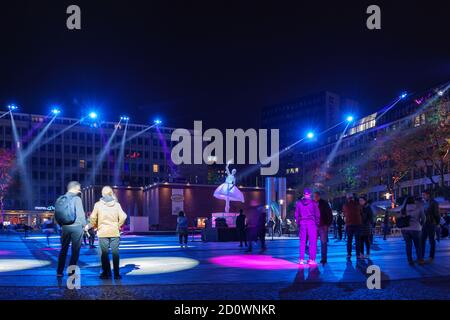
[421,224,436,259]
[299,223,317,261]
[248,228,266,251]
[318,225,329,261]
[238,228,247,246]
[359,235,370,256]
[402,230,423,262]
[179,232,188,244]
[57,225,83,275]
[337,225,343,240]
[346,225,361,257]
[99,237,120,276]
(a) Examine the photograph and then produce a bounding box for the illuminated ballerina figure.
[213,160,244,212]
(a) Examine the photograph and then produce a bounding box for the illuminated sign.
[34,206,55,211]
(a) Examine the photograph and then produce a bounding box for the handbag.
[396,214,411,228]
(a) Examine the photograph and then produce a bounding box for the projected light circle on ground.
[0,259,51,272]
[119,257,199,275]
[209,255,299,270]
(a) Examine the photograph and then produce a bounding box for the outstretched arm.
[225,160,232,175]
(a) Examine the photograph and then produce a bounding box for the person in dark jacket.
[313,191,333,264]
[56,181,87,277]
[176,211,189,248]
[358,196,373,259]
[246,208,267,253]
[236,209,247,247]
[421,190,440,262]
[343,193,362,260]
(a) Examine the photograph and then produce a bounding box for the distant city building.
[0,113,207,212]
[301,85,449,207]
[261,91,359,186]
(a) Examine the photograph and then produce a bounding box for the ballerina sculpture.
[213,160,244,212]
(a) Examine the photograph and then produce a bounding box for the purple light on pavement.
[0,250,14,255]
[209,255,299,270]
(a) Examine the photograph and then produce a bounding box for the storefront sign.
[171,189,184,215]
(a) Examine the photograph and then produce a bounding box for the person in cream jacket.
[88,186,127,279]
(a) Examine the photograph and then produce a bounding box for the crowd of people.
[5,179,447,279]
[291,188,445,266]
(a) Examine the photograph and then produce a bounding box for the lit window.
[79,160,85,168]
[153,164,159,173]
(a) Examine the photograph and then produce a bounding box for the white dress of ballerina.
[213,160,245,212]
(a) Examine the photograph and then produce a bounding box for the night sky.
[1,0,449,130]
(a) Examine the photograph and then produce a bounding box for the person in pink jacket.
[295,188,320,265]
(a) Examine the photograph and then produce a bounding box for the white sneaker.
[299,259,306,265]
[308,260,317,265]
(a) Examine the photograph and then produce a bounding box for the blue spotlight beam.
[9,112,33,209]
[21,115,58,159]
[110,123,158,150]
[316,121,352,184]
[0,111,10,119]
[39,117,85,147]
[89,119,122,184]
[113,121,129,185]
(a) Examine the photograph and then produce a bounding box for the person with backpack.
[295,188,320,265]
[88,186,127,279]
[55,181,87,277]
[399,196,425,265]
[421,190,440,262]
[176,211,189,248]
[313,191,333,264]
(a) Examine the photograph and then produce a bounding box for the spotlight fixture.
[306,131,314,139]
[400,92,407,99]
[346,115,354,122]
[154,119,162,125]
[51,108,61,115]
[7,104,18,111]
[437,90,444,96]
[89,112,98,119]
[120,116,130,121]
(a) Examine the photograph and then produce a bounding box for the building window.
[153,164,159,173]
[79,160,85,169]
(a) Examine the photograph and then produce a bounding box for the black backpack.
[397,205,411,229]
[54,194,77,226]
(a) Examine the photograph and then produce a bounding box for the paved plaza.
[0,232,449,299]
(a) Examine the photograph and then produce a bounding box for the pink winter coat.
[295,199,320,226]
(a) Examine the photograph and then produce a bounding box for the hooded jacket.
[89,196,127,238]
[295,198,320,226]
